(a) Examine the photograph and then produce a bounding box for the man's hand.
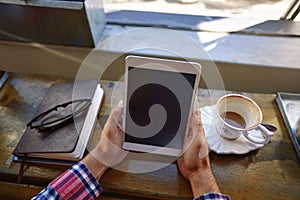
[177,110,220,197]
[82,100,128,180]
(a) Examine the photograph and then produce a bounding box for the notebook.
[13,80,104,162]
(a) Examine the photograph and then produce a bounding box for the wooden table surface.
[0,74,299,199]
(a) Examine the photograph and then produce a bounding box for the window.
[103,0,299,21]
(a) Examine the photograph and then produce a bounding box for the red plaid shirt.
[33,162,229,200]
[33,162,102,200]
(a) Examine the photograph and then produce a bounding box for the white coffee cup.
[215,94,274,144]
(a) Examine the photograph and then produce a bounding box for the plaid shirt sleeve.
[32,163,229,200]
[32,162,103,200]
[195,193,230,200]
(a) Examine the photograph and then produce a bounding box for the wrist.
[82,153,108,180]
[187,159,220,197]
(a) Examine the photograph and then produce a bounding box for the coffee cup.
[215,94,274,144]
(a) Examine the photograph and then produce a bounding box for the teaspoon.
[261,123,277,132]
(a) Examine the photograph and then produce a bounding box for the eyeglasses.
[27,99,92,131]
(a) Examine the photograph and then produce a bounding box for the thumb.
[111,100,124,132]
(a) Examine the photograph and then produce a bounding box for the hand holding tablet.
[123,56,202,156]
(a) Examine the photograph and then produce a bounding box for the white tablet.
[123,55,202,156]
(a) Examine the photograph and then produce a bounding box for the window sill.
[0,11,299,93]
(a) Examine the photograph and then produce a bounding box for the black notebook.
[13,80,104,162]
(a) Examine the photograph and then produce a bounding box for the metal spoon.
[261,123,277,132]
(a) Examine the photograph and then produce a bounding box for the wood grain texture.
[0,74,299,199]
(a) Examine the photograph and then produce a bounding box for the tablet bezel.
[123,55,202,156]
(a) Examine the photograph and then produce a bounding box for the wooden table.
[0,74,299,199]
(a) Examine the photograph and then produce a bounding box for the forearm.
[189,169,220,197]
[33,101,125,200]
[187,158,220,198]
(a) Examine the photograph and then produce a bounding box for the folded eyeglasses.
[27,99,92,131]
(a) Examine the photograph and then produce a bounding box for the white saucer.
[200,105,264,154]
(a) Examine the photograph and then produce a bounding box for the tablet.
[123,56,201,156]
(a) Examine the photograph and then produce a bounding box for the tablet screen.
[124,66,196,150]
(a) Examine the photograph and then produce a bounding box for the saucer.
[200,105,264,154]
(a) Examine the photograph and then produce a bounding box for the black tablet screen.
[125,67,196,149]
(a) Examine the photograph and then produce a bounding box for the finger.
[196,112,209,159]
[182,130,194,154]
[113,100,124,118]
[190,111,202,138]
[191,109,202,128]
[183,110,200,147]
[189,110,199,129]
[111,101,124,132]
[197,109,202,125]
[117,100,124,107]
